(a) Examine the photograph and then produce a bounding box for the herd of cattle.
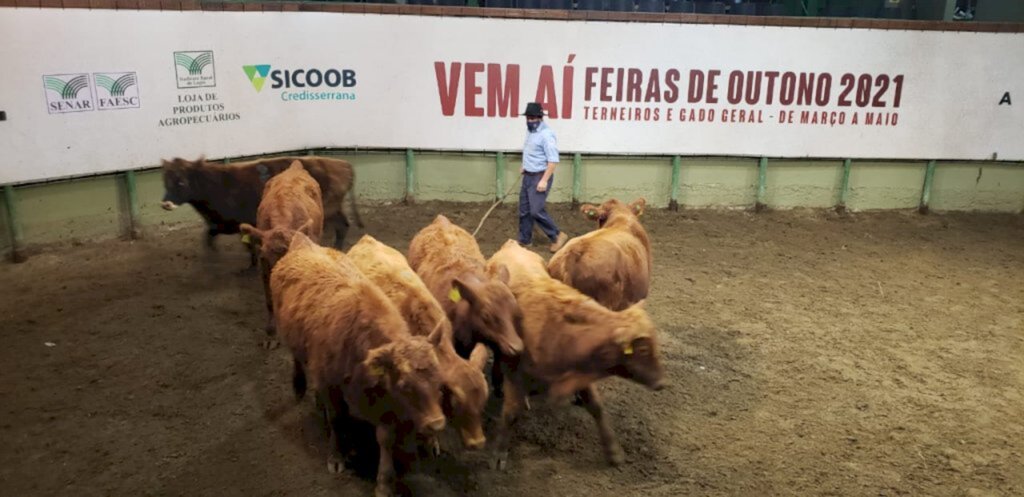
[159,155,666,497]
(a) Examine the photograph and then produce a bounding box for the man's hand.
[537,177,549,193]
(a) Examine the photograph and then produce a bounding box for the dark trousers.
[518,172,560,244]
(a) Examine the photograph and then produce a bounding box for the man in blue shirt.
[519,102,569,253]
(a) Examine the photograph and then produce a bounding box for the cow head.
[451,266,524,357]
[605,301,664,390]
[364,337,447,435]
[242,220,316,271]
[240,224,285,271]
[160,156,208,209]
[438,341,490,450]
[565,299,665,391]
[580,197,646,228]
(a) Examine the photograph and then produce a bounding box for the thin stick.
[472,176,522,238]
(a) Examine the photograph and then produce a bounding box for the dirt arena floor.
[1,201,1022,497]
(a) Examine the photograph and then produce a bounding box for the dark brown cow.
[238,160,324,344]
[271,232,445,497]
[160,155,363,264]
[486,239,665,470]
[548,198,652,311]
[407,215,524,360]
[347,234,490,452]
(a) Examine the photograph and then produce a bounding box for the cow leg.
[578,385,626,466]
[490,352,505,399]
[424,434,441,458]
[291,359,306,402]
[261,264,279,349]
[204,225,218,251]
[329,213,350,249]
[247,244,258,269]
[322,389,347,474]
[374,424,398,497]
[490,378,526,471]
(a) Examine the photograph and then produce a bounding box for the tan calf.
[347,234,490,451]
[548,198,652,311]
[271,232,445,497]
[486,240,665,470]
[239,160,324,343]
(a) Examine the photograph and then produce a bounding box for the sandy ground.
[1,201,1022,497]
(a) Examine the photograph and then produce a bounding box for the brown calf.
[486,239,665,470]
[238,161,324,343]
[548,198,652,311]
[160,155,363,264]
[271,232,445,497]
[347,234,490,451]
[407,215,523,359]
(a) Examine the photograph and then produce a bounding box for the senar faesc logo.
[94,72,140,110]
[43,74,95,114]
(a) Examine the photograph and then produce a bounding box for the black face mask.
[527,120,541,132]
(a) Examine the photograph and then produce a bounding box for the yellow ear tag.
[588,210,597,217]
[368,365,384,377]
[241,234,252,245]
[623,343,634,355]
[449,287,462,303]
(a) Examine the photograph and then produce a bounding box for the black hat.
[522,102,545,117]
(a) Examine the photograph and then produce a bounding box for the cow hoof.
[261,338,279,350]
[326,457,344,474]
[429,437,442,458]
[606,446,626,467]
[490,451,510,471]
[374,484,395,497]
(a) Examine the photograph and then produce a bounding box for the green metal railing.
[3,185,26,263]
[4,149,1016,264]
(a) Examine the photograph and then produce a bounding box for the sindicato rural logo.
[174,51,216,89]
[43,74,95,114]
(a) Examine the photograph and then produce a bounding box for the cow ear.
[629,198,647,217]
[630,336,654,356]
[426,321,445,347]
[442,383,466,404]
[364,344,398,387]
[239,223,262,241]
[297,219,316,236]
[491,264,511,286]
[580,203,602,220]
[468,343,489,371]
[288,231,315,252]
[451,277,479,307]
